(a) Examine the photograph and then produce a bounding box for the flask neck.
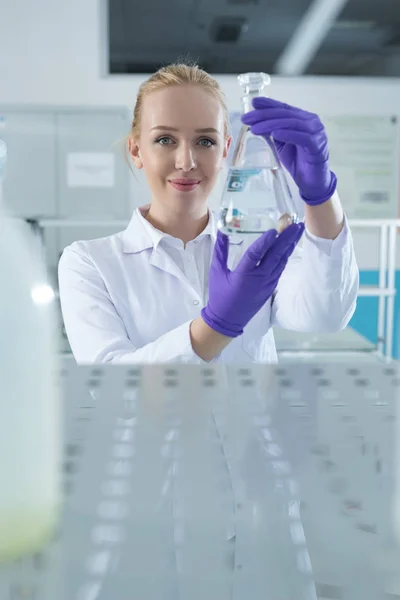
[242,90,262,114]
[238,73,271,115]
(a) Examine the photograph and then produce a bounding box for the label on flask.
[227,168,262,192]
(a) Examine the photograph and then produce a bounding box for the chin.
[169,190,207,207]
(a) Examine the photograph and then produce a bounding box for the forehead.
[141,84,225,133]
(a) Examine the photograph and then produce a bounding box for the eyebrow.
[150,126,219,133]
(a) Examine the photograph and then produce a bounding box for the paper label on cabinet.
[67,153,115,188]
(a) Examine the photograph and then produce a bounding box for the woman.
[58,62,359,364]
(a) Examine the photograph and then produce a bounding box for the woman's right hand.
[201,223,305,337]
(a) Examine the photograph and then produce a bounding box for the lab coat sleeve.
[270,216,359,332]
[58,246,205,364]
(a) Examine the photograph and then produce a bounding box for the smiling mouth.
[169,180,201,191]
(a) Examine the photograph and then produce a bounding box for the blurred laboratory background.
[2,0,400,362]
[3,3,400,600]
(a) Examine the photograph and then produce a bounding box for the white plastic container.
[0,139,61,561]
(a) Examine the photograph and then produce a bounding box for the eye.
[199,138,215,147]
[156,136,173,146]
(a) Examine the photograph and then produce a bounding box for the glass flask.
[218,72,299,235]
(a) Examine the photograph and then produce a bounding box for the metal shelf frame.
[349,219,400,360]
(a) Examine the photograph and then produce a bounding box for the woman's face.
[129,84,231,213]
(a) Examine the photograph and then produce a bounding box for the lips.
[169,179,201,192]
[169,179,201,185]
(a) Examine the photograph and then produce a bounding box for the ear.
[223,135,232,159]
[128,136,143,169]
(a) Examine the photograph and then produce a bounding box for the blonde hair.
[129,61,230,140]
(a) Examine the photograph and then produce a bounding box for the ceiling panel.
[108,0,400,76]
[339,0,400,26]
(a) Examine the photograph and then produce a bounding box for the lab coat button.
[193,300,199,306]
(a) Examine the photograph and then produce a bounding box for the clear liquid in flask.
[219,165,298,235]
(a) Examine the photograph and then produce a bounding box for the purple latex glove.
[201,222,305,338]
[241,97,337,206]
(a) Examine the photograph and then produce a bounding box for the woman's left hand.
[241,97,337,206]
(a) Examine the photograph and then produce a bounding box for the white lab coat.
[58,203,359,364]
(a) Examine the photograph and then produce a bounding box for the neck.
[144,201,209,244]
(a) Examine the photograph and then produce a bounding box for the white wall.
[2,0,400,269]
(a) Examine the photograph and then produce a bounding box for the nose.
[175,142,196,172]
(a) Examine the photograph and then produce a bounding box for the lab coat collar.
[121,204,221,254]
